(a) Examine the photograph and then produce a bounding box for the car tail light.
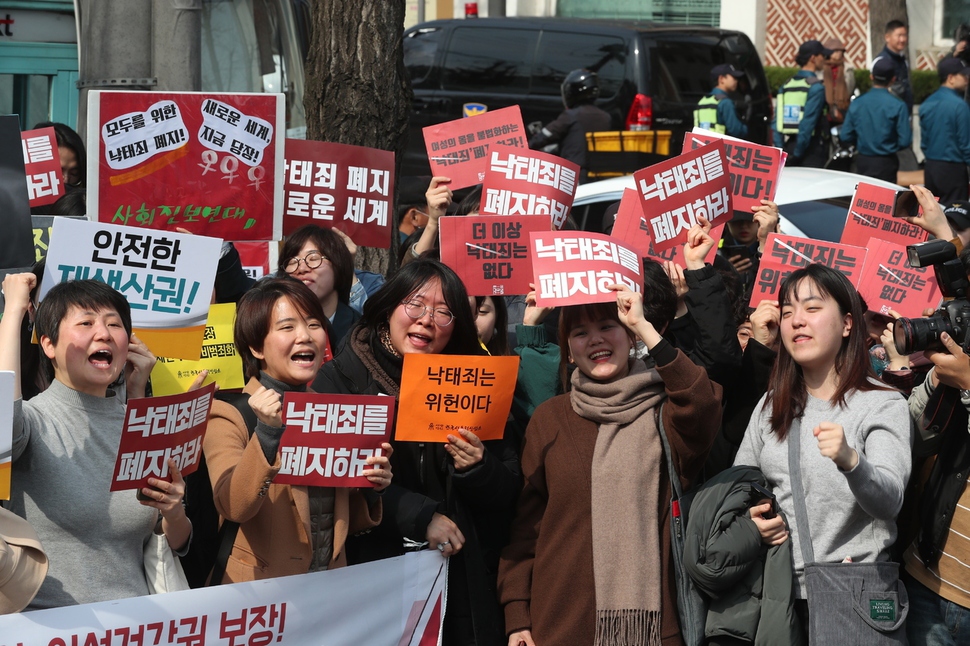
[625,93,652,131]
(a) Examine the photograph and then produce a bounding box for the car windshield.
[778,198,852,242]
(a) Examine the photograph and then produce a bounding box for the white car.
[571,167,903,242]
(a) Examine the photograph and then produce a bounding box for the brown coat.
[497,350,722,645]
[203,379,381,583]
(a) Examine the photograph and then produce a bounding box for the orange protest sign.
[396,354,519,443]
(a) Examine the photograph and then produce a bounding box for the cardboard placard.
[283,140,395,248]
[840,182,930,248]
[0,371,12,500]
[634,140,733,253]
[750,234,867,306]
[88,91,284,241]
[396,355,519,443]
[422,106,527,189]
[273,393,395,488]
[478,145,579,229]
[683,129,783,214]
[21,127,65,207]
[857,238,942,317]
[41,218,221,360]
[110,383,216,491]
[439,214,550,296]
[0,115,34,270]
[531,231,643,307]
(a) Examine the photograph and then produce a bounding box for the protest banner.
[283,139,395,248]
[0,371,12,500]
[396,355,519,443]
[0,115,34,270]
[88,91,284,241]
[479,144,579,229]
[21,127,64,208]
[41,218,221,360]
[634,139,732,253]
[0,550,446,645]
[439,214,550,296]
[31,215,83,264]
[683,128,783,214]
[423,105,527,189]
[274,393,394,488]
[531,231,643,307]
[150,303,245,396]
[840,182,930,248]
[750,233,867,306]
[235,240,277,280]
[110,383,215,492]
[857,238,942,318]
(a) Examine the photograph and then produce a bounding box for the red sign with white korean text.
[283,140,395,248]
[89,91,284,241]
[423,105,527,189]
[110,383,216,491]
[683,131,782,214]
[439,214,550,296]
[234,240,273,280]
[750,234,867,307]
[634,140,732,253]
[857,238,942,318]
[274,393,394,488]
[20,127,64,207]
[611,188,721,267]
[479,145,580,229]
[840,182,930,248]
[530,231,643,307]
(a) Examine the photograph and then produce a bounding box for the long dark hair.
[766,264,890,439]
[476,295,509,356]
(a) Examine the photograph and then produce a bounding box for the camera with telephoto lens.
[893,239,970,355]
[955,23,970,63]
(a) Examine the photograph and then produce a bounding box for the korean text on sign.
[857,238,942,318]
[274,393,395,488]
[530,231,643,307]
[111,383,216,491]
[283,139,395,248]
[396,355,519,443]
[479,144,580,229]
[750,234,867,307]
[840,182,930,248]
[683,129,783,214]
[439,214,550,296]
[634,139,732,253]
[21,127,64,207]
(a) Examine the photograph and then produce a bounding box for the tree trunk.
[303,0,412,275]
[868,0,909,61]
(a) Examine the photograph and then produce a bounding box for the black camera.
[893,239,970,355]
[955,23,970,63]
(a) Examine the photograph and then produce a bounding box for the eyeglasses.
[284,251,327,274]
[401,300,455,327]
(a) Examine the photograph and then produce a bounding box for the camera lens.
[893,316,949,355]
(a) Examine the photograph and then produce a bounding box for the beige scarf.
[570,359,667,646]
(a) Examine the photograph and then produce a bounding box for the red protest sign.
[439,214,550,296]
[611,188,721,266]
[110,383,216,491]
[273,393,394,488]
[840,183,929,248]
[634,140,732,253]
[234,241,273,280]
[857,238,942,318]
[21,127,64,208]
[683,131,782,214]
[423,106,527,189]
[479,145,579,229]
[283,140,394,248]
[750,234,867,306]
[89,91,284,241]
[531,231,643,307]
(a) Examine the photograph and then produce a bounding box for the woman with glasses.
[278,225,359,352]
[314,259,523,646]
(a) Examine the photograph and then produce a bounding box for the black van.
[402,17,771,176]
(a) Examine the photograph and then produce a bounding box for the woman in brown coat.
[203,278,391,583]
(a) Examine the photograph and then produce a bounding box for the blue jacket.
[772,70,827,158]
[873,45,912,110]
[840,87,912,156]
[712,89,749,138]
[919,87,970,164]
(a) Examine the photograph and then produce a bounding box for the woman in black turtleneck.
[203,278,392,583]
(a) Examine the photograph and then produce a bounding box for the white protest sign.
[0,371,12,500]
[102,100,190,170]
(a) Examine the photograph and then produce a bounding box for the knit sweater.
[734,386,912,596]
[9,379,157,609]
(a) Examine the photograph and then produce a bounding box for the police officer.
[920,57,970,203]
[694,63,748,138]
[774,40,832,168]
[839,58,912,183]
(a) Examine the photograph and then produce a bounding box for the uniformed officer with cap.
[920,57,970,203]
[774,39,832,168]
[694,63,748,138]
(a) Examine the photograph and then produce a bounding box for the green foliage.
[766,65,940,105]
[764,66,797,95]
[911,70,940,105]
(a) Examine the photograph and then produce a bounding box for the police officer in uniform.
[920,57,970,203]
[694,63,748,138]
[773,40,832,168]
[839,57,912,183]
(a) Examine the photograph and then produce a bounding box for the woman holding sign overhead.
[313,259,522,646]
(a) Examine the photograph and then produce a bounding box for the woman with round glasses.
[313,259,523,646]
[278,225,359,352]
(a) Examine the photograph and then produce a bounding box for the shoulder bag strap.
[786,420,816,565]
